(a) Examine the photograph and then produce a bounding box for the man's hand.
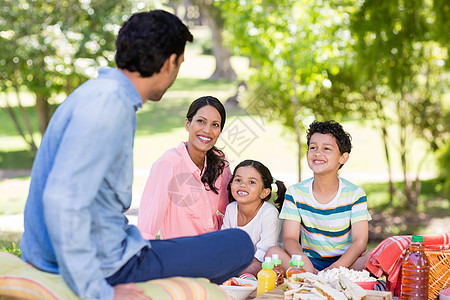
[114,283,150,300]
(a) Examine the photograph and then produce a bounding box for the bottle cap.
[262,257,274,269]
[290,254,304,267]
[271,254,281,265]
[292,254,302,261]
[412,235,424,242]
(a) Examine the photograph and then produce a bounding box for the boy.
[266,120,371,274]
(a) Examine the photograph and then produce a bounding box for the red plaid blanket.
[365,233,450,295]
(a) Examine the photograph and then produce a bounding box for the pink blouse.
[137,142,231,239]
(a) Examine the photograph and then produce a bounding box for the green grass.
[0,232,21,257]
[362,178,450,214]
[0,149,35,169]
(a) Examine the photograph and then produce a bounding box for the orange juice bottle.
[256,257,277,296]
[286,254,305,281]
[271,254,284,287]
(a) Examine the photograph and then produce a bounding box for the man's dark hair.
[115,10,193,77]
[306,120,352,154]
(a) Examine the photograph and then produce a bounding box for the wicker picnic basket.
[425,247,450,299]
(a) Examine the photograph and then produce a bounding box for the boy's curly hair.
[306,120,352,154]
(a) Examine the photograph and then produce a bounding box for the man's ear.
[339,152,350,165]
[167,53,178,73]
[160,53,178,74]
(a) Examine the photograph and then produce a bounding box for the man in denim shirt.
[20,10,253,300]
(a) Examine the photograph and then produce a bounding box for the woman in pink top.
[138,96,231,239]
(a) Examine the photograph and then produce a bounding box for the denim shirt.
[20,68,150,300]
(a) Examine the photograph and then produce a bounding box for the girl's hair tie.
[272,177,277,184]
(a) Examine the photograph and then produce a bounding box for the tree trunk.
[3,93,37,153]
[375,98,395,204]
[14,85,38,153]
[295,124,302,182]
[398,95,416,209]
[35,92,50,136]
[198,3,236,80]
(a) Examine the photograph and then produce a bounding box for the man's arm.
[283,219,317,274]
[43,96,130,299]
[323,220,369,271]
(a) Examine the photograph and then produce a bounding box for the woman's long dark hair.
[186,96,227,194]
[227,160,287,212]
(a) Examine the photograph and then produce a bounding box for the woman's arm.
[137,158,173,239]
[218,164,231,215]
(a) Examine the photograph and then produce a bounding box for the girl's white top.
[222,201,282,262]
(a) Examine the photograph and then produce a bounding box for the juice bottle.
[271,254,284,287]
[400,235,430,299]
[256,257,277,296]
[286,254,305,281]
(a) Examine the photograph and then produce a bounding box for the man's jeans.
[106,229,254,285]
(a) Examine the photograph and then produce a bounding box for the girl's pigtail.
[273,180,287,212]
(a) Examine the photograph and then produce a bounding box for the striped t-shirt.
[279,177,371,261]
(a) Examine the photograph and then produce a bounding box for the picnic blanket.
[0,252,231,300]
[365,233,450,295]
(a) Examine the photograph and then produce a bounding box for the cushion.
[0,252,231,300]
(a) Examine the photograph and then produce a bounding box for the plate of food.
[318,267,378,290]
[220,277,257,300]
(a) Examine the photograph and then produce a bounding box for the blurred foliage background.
[0,0,449,249]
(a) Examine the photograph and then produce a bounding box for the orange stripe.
[0,276,59,299]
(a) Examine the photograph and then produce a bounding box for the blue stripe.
[301,221,350,237]
[285,193,295,204]
[354,195,367,205]
[296,202,353,215]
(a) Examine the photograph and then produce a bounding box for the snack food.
[318,267,377,283]
[222,277,254,287]
[284,272,369,300]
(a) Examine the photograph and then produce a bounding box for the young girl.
[222,160,286,277]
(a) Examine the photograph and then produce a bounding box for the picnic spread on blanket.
[243,233,450,299]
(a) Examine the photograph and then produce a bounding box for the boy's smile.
[307,133,349,175]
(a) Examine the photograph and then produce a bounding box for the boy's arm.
[324,220,368,270]
[283,219,318,274]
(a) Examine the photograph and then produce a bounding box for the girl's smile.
[231,166,270,204]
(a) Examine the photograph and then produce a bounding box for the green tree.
[0,0,134,152]
[191,0,237,80]
[221,0,355,180]
[350,0,449,209]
